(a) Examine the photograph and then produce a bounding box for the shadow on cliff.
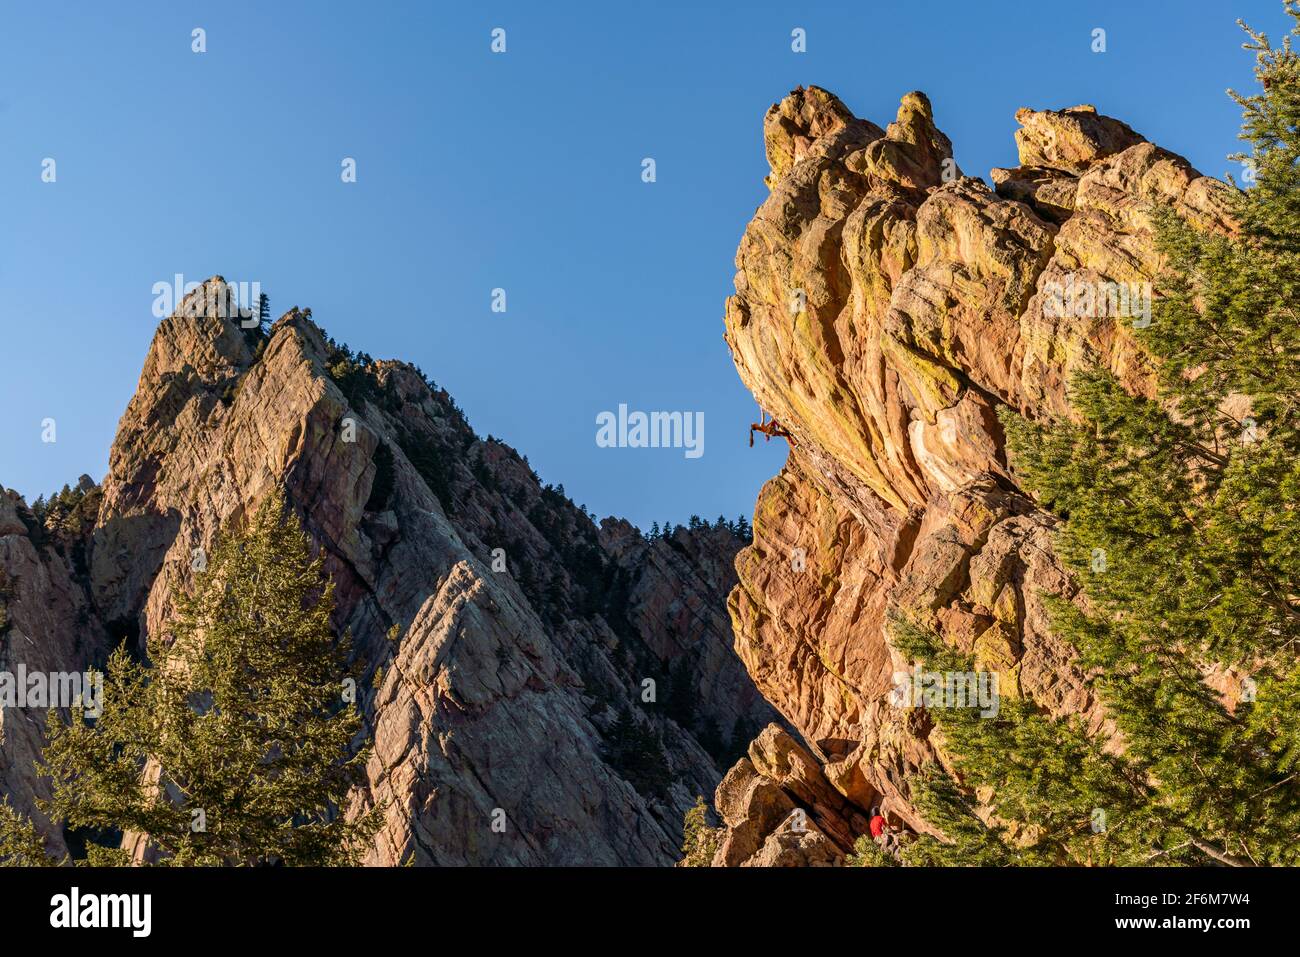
[89,507,182,662]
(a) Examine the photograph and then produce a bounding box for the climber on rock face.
[869,806,906,859]
[869,806,888,842]
[749,407,794,447]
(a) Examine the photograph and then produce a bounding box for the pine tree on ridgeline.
[894,9,1300,868]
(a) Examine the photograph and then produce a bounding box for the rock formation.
[711,87,1235,864]
[2,85,1242,869]
[1,281,776,865]
[0,483,109,860]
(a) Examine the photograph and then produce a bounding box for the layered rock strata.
[712,87,1234,863]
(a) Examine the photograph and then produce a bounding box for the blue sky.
[0,1,1288,528]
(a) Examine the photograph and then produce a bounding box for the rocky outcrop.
[711,724,865,866]
[0,484,109,860]
[714,87,1236,859]
[3,279,774,865]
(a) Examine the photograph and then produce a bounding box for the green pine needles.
[896,5,1300,867]
[1,489,381,866]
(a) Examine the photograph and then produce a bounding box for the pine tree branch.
[1145,841,1191,862]
[1188,836,1255,867]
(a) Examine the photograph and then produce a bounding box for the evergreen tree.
[1,489,382,866]
[605,705,672,798]
[679,795,721,867]
[901,9,1300,867]
[696,716,725,761]
[0,800,56,866]
[665,657,697,730]
[844,834,901,868]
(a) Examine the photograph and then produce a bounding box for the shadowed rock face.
[712,87,1237,864]
[0,487,110,861]
[2,279,777,866]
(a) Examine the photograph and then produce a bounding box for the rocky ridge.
[710,86,1235,864]
[1,283,776,865]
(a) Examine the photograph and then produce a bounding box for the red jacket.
[869,815,887,838]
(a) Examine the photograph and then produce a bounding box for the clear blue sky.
[0,1,1287,528]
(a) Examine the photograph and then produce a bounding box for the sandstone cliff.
[711,87,1236,864]
[2,282,776,865]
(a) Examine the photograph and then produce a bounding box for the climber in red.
[869,806,888,842]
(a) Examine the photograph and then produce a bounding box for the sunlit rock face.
[713,86,1236,863]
